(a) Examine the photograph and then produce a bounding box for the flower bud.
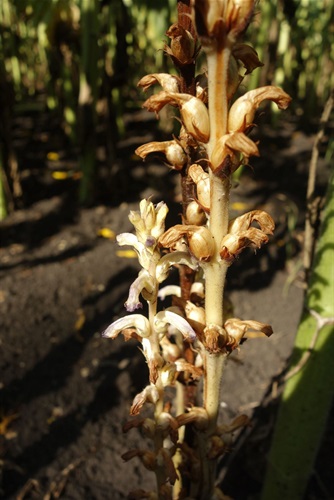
[186,200,207,225]
[184,301,206,332]
[187,225,215,261]
[188,164,210,211]
[138,73,180,93]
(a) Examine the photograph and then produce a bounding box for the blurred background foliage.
[0,0,333,217]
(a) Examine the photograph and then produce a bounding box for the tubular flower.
[228,86,292,133]
[137,73,180,93]
[102,314,151,340]
[135,140,187,170]
[156,251,198,283]
[124,270,156,312]
[154,310,197,342]
[220,210,275,263]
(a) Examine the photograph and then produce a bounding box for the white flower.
[102,314,151,339]
[154,310,197,342]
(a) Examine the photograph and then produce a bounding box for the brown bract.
[165,23,196,66]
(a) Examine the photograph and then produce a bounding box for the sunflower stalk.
[103,1,291,497]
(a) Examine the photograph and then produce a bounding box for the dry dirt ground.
[0,106,332,499]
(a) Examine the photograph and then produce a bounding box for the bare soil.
[0,105,332,499]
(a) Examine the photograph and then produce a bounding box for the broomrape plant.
[103,1,291,498]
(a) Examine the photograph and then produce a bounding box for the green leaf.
[261,167,334,500]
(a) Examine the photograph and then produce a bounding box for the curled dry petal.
[156,251,198,283]
[125,270,156,312]
[154,310,197,342]
[130,384,160,416]
[102,314,151,339]
[135,140,187,170]
[220,210,275,262]
[156,448,178,485]
[174,358,203,380]
[224,317,273,345]
[220,228,269,263]
[228,86,292,133]
[122,449,156,471]
[159,224,215,261]
[137,73,180,93]
[233,43,264,75]
[143,90,176,114]
[228,210,275,235]
[217,414,251,435]
[176,407,208,430]
[210,132,259,173]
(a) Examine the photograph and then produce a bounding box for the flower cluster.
[102,1,291,497]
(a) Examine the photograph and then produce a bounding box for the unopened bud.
[186,201,207,225]
[188,164,210,211]
[187,225,215,261]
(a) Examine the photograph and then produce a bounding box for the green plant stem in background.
[79,0,98,204]
[261,167,334,500]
